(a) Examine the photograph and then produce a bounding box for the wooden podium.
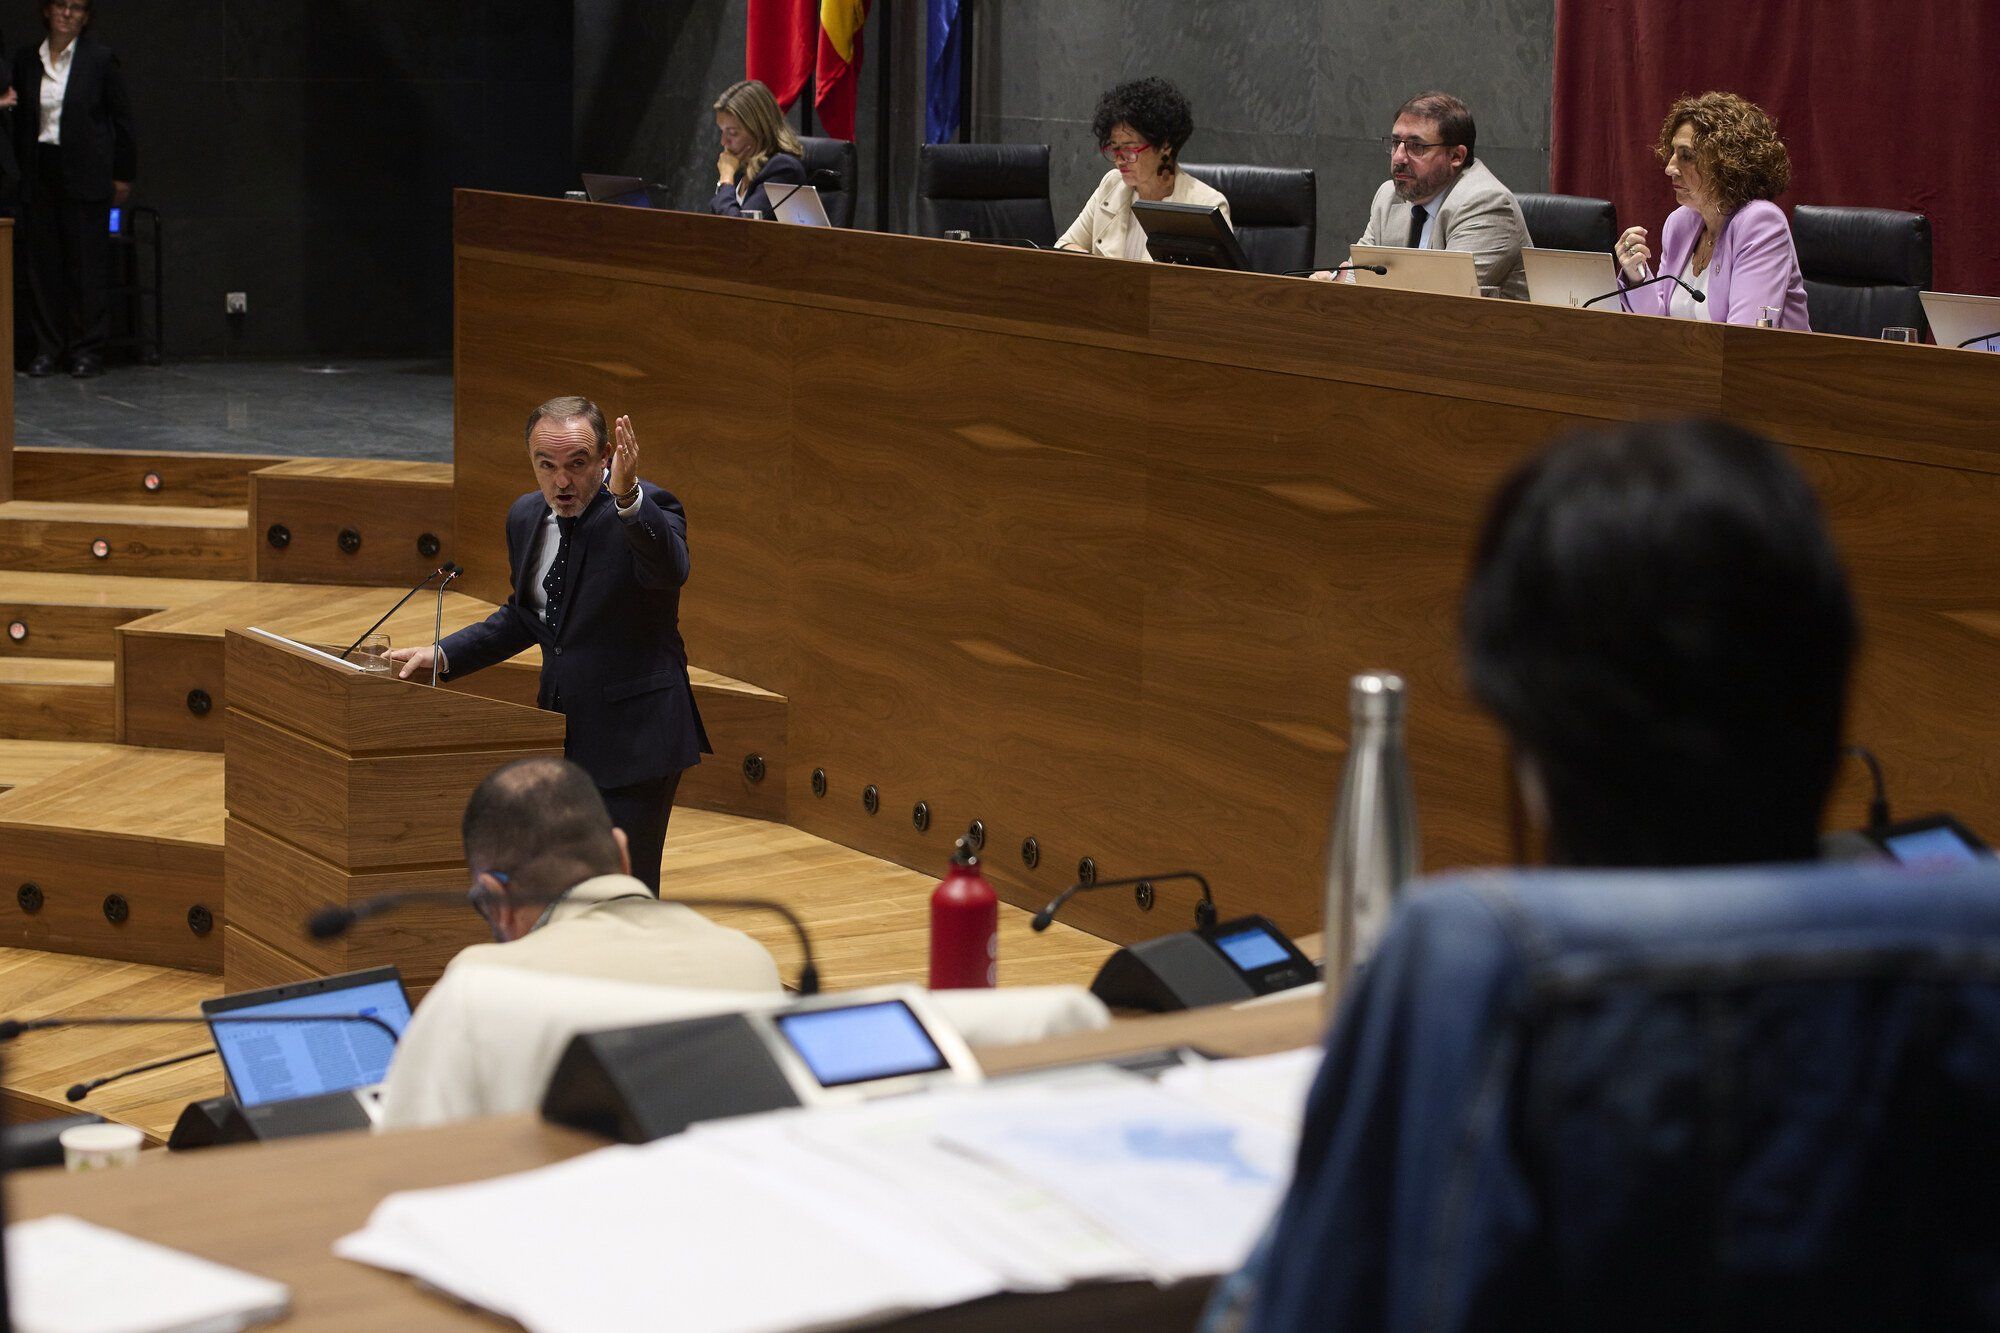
[220,628,565,994]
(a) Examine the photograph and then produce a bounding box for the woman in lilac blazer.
[1614,92,1810,331]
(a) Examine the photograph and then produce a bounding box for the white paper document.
[336,1051,1317,1329]
[934,1080,1299,1282]
[7,1214,291,1333]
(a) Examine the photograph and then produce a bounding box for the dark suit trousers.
[24,143,110,362]
[600,768,683,895]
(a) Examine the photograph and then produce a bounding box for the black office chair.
[1515,193,1619,253]
[1178,163,1316,275]
[797,136,858,228]
[1793,204,1932,339]
[916,143,1057,249]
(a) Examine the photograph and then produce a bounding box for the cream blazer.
[1056,166,1233,260]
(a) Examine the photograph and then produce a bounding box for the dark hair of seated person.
[1090,76,1196,173]
[1461,418,1857,868]
[461,756,624,902]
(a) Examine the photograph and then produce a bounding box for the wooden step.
[250,459,455,587]
[0,740,117,795]
[0,947,222,1145]
[0,501,251,578]
[0,658,115,740]
[1,572,243,660]
[12,446,289,509]
[0,749,224,972]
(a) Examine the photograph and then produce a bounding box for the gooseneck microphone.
[1031,871,1217,933]
[68,1047,215,1103]
[0,1013,401,1044]
[1956,330,2000,350]
[1582,272,1706,310]
[340,562,462,662]
[430,561,462,687]
[1285,263,1389,277]
[309,889,822,995]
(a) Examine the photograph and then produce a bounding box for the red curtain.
[746,0,816,110]
[1552,2,2000,297]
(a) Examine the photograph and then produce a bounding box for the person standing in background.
[12,0,135,379]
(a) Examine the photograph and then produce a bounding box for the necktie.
[542,516,577,630]
[1408,204,1429,249]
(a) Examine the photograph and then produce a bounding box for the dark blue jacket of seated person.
[710,152,806,218]
[1241,861,2000,1332]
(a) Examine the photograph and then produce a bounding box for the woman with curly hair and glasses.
[1615,92,1809,329]
[1055,76,1230,260]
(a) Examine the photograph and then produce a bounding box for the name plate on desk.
[541,985,981,1143]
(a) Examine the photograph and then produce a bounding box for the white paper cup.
[60,1123,144,1171]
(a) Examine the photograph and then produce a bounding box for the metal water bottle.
[1322,671,1418,1000]
[930,834,998,988]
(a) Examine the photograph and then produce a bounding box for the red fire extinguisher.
[930,833,998,988]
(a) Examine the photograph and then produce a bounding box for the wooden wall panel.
[12,447,287,508]
[250,460,455,586]
[457,195,2000,946]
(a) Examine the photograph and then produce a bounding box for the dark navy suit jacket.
[439,484,709,789]
[11,36,136,203]
[709,151,805,218]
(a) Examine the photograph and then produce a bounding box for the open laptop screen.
[202,968,411,1107]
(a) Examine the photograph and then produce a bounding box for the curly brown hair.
[1656,92,1791,214]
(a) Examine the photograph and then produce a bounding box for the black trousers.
[23,144,110,364]
[599,768,683,895]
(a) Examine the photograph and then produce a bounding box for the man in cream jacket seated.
[379,756,1111,1129]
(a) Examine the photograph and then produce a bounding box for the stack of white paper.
[336,1051,1318,1330]
[8,1214,291,1333]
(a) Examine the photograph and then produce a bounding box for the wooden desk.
[10,996,1324,1330]
[452,194,2000,954]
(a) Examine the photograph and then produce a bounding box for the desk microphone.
[765,181,808,213]
[0,1013,402,1044]
[1956,330,2000,350]
[339,562,461,662]
[1582,272,1705,310]
[1030,870,1218,932]
[67,1047,214,1103]
[1284,263,1388,277]
[308,889,822,995]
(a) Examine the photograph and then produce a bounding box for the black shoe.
[69,356,102,379]
[25,354,55,377]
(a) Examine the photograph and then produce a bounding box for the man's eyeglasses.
[1382,136,1447,156]
[1100,142,1154,164]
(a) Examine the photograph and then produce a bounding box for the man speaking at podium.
[387,396,709,893]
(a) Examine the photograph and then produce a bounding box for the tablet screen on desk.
[1882,824,1987,869]
[1214,924,1291,972]
[774,1000,949,1088]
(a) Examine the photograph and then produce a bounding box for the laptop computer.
[580,173,655,207]
[768,182,833,227]
[1918,291,2000,352]
[1348,245,1480,298]
[201,966,412,1135]
[1523,247,1621,309]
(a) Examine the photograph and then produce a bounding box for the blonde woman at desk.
[1056,76,1230,260]
[708,79,806,219]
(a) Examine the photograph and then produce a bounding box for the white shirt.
[1672,253,1713,322]
[37,39,75,146]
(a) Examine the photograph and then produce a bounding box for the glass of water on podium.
[353,633,391,673]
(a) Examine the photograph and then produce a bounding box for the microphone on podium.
[430,560,462,687]
[1581,272,1706,310]
[307,889,823,995]
[339,561,462,664]
[1956,330,2000,350]
[1030,870,1218,932]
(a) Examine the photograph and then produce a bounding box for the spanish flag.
[814,0,870,141]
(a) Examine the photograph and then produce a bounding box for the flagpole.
[875,0,892,229]
[958,0,974,143]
